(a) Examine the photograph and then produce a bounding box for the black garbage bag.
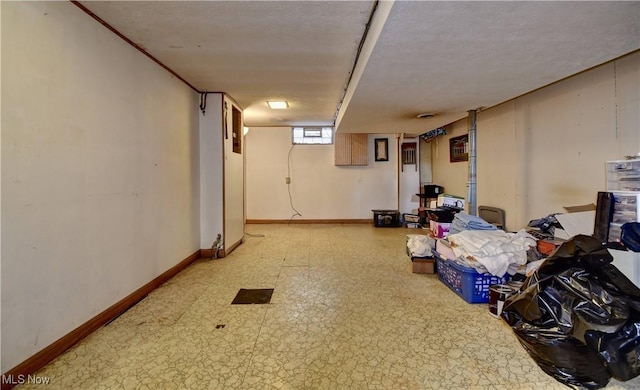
[502,235,640,389]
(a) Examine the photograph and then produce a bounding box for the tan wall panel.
[351,134,368,165]
[334,133,352,166]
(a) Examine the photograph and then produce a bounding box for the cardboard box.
[555,211,595,238]
[563,204,596,213]
[429,220,451,238]
[411,257,435,274]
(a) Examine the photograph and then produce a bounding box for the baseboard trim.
[225,238,243,255]
[246,219,372,224]
[1,249,202,390]
[200,248,223,259]
[200,237,243,259]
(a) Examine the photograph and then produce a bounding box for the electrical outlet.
[285,177,291,184]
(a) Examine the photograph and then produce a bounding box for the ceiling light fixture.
[267,101,289,109]
[416,113,435,119]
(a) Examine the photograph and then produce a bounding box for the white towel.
[406,234,434,257]
[448,229,536,277]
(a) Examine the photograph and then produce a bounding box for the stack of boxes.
[427,194,465,238]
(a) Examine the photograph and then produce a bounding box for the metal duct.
[467,110,477,215]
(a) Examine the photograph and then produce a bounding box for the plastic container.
[434,252,509,303]
[372,210,400,227]
[403,213,420,223]
[607,159,640,191]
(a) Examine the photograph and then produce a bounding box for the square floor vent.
[231,288,274,305]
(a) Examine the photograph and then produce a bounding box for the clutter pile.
[527,213,561,237]
[406,234,437,274]
[447,229,536,278]
[416,210,534,303]
[502,235,640,389]
[426,208,457,238]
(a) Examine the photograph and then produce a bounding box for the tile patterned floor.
[17,224,640,389]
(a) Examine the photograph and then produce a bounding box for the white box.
[610,249,640,288]
[555,211,595,238]
[437,194,465,209]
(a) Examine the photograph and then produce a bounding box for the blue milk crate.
[434,251,509,303]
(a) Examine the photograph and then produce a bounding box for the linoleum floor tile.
[242,351,306,390]
[16,224,640,390]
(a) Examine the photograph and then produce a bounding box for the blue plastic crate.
[434,252,509,303]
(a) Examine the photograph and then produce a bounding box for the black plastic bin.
[372,210,400,227]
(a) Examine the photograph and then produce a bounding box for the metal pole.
[468,110,477,215]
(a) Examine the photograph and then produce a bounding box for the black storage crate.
[372,210,400,227]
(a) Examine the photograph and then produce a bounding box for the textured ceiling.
[77,1,639,135]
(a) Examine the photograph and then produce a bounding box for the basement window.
[292,127,333,145]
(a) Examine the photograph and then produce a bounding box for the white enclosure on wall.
[199,93,245,256]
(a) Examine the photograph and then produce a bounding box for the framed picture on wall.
[375,138,389,161]
[449,134,469,162]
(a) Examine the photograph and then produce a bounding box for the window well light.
[267,101,289,109]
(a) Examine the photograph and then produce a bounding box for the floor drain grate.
[231,288,274,304]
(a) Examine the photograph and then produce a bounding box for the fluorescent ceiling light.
[267,101,289,109]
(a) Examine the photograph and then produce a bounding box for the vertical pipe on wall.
[468,110,477,215]
[397,133,404,211]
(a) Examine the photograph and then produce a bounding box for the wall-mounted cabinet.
[335,133,368,166]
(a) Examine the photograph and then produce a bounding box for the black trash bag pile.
[501,235,640,389]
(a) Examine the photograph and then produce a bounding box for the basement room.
[2,1,640,389]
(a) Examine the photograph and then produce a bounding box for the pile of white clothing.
[406,234,434,257]
[447,229,536,277]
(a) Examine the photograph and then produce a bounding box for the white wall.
[431,120,471,203]
[432,51,640,231]
[615,52,640,154]
[2,2,200,372]
[246,128,398,220]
